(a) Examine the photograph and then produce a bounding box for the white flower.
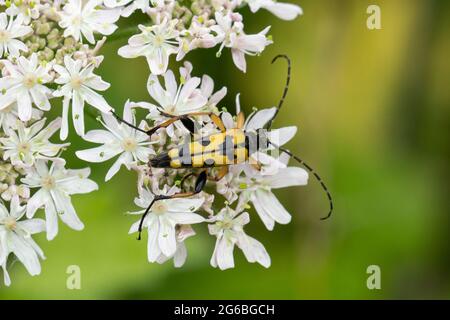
[53,55,112,139]
[1,183,30,202]
[0,118,69,167]
[245,0,303,20]
[199,74,227,111]
[21,159,98,240]
[216,172,239,204]
[0,53,52,121]
[177,17,217,61]
[104,0,151,17]
[0,102,43,131]
[211,12,272,72]
[155,224,196,268]
[76,101,156,181]
[147,70,207,115]
[128,188,205,262]
[59,0,121,44]
[147,0,176,23]
[118,19,179,75]
[240,165,308,230]
[5,1,42,24]
[143,67,209,135]
[0,13,32,58]
[209,206,270,270]
[0,196,46,286]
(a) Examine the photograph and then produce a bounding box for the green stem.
[86,107,100,122]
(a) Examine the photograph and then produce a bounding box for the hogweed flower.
[128,188,205,263]
[212,12,272,72]
[0,0,304,284]
[238,165,308,230]
[0,196,46,286]
[209,206,270,270]
[22,159,98,240]
[118,19,180,75]
[76,101,157,181]
[0,12,33,58]
[0,117,69,167]
[53,55,112,139]
[245,0,303,20]
[58,0,121,44]
[0,53,53,121]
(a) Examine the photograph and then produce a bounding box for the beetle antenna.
[267,54,292,130]
[111,110,148,135]
[269,141,333,220]
[137,198,157,240]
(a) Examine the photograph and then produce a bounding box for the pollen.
[121,137,137,152]
[153,35,165,47]
[0,30,11,42]
[23,73,37,88]
[152,201,168,215]
[70,75,84,89]
[18,142,31,154]
[41,175,56,190]
[3,217,17,231]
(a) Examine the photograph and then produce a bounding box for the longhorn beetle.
[112,55,333,240]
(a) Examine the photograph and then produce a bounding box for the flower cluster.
[116,0,302,73]
[79,63,308,270]
[0,0,302,286]
[0,0,112,286]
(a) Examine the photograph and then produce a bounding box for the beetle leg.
[147,112,226,137]
[184,112,226,133]
[236,112,245,129]
[210,113,226,133]
[137,170,208,240]
[179,172,196,189]
[251,162,262,171]
[208,166,228,181]
[146,117,181,136]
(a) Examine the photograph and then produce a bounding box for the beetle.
[112,55,333,240]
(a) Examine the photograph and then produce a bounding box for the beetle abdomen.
[149,129,251,169]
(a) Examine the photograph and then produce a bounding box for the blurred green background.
[1,0,449,299]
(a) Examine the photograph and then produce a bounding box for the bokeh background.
[1,0,449,299]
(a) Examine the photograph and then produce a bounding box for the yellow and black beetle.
[112,55,333,240]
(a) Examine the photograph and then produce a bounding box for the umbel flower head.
[0,0,305,285]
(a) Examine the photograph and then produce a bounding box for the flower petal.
[158,217,177,257]
[253,189,292,227]
[237,234,271,268]
[245,107,277,130]
[263,167,308,189]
